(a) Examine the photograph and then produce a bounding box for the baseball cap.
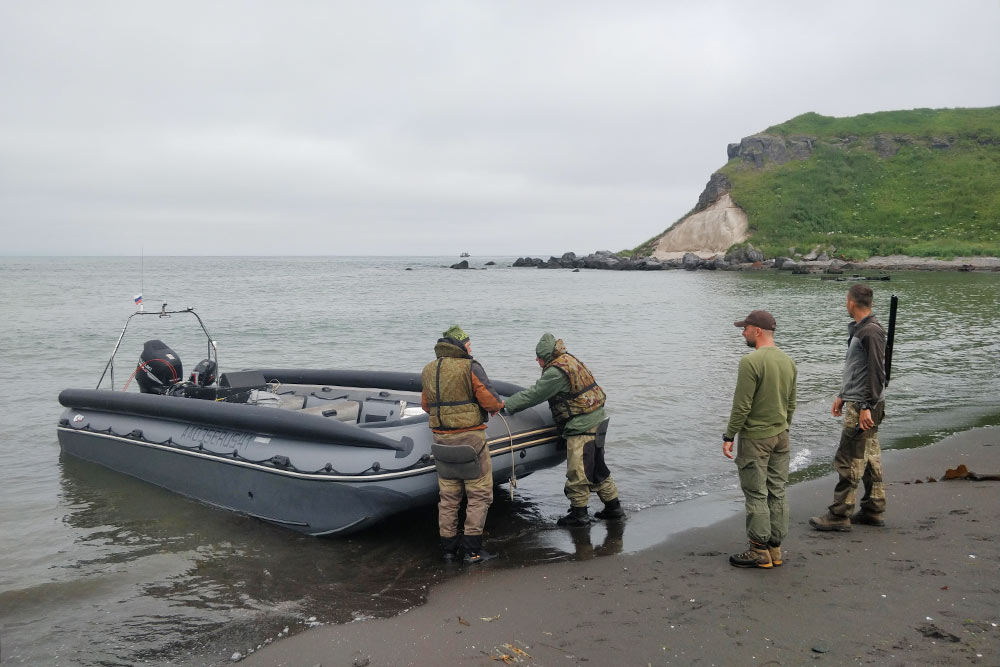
[734,310,776,331]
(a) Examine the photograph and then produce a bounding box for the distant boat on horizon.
[460,252,470,257]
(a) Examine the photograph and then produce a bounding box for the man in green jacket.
[503,333,624,527]
[723,310,797,569]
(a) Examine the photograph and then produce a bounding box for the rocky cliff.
[640,106,1000,262]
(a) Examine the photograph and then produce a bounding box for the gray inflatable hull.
[57,369,563,536]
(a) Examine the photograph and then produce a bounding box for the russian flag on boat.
[134,294,143,305]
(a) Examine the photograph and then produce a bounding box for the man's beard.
[745,338,756,348]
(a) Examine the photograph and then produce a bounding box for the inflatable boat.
[56,308,562,536]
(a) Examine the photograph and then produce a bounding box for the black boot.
[461,534,496,564]
[556,506,591,527]
[440,536,461,563]
[594,498,625,520]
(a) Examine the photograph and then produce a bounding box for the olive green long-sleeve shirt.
[725,346,797,441]
[504,367,607,436]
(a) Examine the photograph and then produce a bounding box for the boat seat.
[299,399,360,423]
[277,394,306,410]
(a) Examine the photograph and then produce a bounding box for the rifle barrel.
[885,295,898,385]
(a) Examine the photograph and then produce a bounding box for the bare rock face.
[731,134,815,167]
[652,194,749,260]
[874,134,900,158]
[696,172,732,212]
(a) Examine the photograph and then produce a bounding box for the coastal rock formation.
[651,193,749,260]
[729,134,815,167]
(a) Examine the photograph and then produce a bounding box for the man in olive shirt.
[723,310,797,569]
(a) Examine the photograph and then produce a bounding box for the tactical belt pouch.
[594,418,610,448]
[432,443,482,480]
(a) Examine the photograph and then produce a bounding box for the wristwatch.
[859,402,872,411]
[723,434,734,443]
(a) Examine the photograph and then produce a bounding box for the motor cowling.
[135,339,182,394]
[189,358,217,386]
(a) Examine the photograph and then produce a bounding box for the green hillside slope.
[648,107,1000,260]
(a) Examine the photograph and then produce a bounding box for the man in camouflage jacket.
[503,333,624,527]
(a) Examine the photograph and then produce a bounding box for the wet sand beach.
[241,426,1000,666]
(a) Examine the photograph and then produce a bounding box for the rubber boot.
[594,498,625,520]
[809,512,852,532]
[461,534,496,564]
[729,540,773,569]
[440,535,461,563]
[556,506,592,527]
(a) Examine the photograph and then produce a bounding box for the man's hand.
[831,396,844,417]
[723,440,734,460]
[858,408,875,431]
[489,400,505,417]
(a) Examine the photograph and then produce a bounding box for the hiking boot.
[594,498,626,520]
[460,534,496,564]
[729,541,773,569]
[851,511,886,527]
[809,512,852,532]
[556,506,592,527]
[440,535,461,563]
[767,543,783,567]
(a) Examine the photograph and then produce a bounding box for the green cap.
[535,332,556,360]
[442,325,469,343]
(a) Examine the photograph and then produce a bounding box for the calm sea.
[1,256,998,665]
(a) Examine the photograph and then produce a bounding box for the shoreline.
[507,251,1000,273]
[240,426,1000,666]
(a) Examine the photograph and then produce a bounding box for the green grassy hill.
[641,106,1000,260]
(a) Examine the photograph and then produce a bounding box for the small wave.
[790,448,812,472]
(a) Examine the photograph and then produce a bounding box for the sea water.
[1,256,998,665]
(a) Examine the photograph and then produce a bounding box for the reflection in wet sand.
[35,456,628,664]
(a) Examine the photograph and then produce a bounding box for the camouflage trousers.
[829,401,886,517]
[565,431,618,508]
[434,430,493,538]
[735,431,790,546]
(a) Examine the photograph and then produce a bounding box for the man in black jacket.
[810,284,887,531]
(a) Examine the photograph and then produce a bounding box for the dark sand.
[240,427,1000,666]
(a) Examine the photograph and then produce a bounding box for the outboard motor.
[189,359,217,386]
[135,339,182,394]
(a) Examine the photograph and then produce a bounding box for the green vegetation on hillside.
[641,107,1000,260]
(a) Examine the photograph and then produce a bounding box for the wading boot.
[729,541,773,569]
[809,512,852,532]
[767,542,783,567]
[556,506,592,527]
[594,498,626,521]
[851,511,886,527]
[461,534,496,564]
[440,536,461,563]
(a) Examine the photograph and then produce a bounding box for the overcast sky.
[1,1,998,256]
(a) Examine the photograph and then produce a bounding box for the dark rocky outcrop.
[695,172,732,212]
[724,243,765,264]
[449,260,469,269]
[730,134,815,168]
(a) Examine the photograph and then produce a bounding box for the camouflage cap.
[442,325,470,343]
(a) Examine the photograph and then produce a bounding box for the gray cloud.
[2,1,998,255]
